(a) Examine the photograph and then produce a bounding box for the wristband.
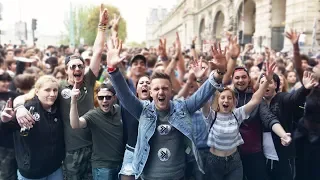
[157,56,168,61]
[107,66,117,73]
[191,44,195,49]
[231,57,237,61]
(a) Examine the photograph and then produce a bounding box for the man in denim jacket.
[106,39,227,179]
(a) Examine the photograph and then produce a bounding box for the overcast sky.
[0,0,177,43]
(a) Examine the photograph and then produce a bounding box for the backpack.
[209,111,239,132]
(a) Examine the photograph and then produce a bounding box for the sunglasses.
[97,95,113,101]
[70,64,84,70]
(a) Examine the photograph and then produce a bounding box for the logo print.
[61,89,71,99]
[157,124,172,135]
[33,112,40,121]
[157,148,171,161]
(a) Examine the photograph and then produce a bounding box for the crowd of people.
[0,4,320,180]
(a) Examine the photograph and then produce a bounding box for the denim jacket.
[109,69,223,179]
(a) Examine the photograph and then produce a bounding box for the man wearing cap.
[70,83,124,180]
[129,54,147,87]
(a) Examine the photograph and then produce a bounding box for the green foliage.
[126,41,146,48]
[64,4,127,46]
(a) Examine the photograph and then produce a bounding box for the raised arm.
[283,71,318,106]
[70,83,87,129]
[244,61,276,114]
[185,42,227,114]
[259,102,292,146]
[107,38,143,120]
[285,29,303,81]
[223,35,240,85]
[90,4,109,77]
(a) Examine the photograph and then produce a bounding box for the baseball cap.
[65,55,85,65]
[99,83,116,95]
[130,54,146,66]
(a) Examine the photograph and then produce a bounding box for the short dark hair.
[259,73,280,92]
[150,72,171,84]
[0,71,12,82]
[14,48,22,56]
[14,74,35,91]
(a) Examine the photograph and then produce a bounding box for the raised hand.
[227,35,240,59]
[1,98,15,123]
[110,13,121,33]
[157,38,167,58]
[172,32,181,60]
[190,57,207,79]
[99,4,109,25]
[106,38,123,68]
[285,29,300,45]
[265,61,276,83]
[71,82,80,102]
[302,71,319,89]
[210,42,227,72]
[281,133,292,146]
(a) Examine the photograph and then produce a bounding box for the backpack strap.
[232,112,239,123]
[209,111,217,132]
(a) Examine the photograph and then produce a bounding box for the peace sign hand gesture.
[1,98,15,123]
[99,4,109,25]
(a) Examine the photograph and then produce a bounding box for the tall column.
[284,0,320,52]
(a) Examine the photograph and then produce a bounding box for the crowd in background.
[0,4,320,180]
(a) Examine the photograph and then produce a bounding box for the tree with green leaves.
[62,4,127,46]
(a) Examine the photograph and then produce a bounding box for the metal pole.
[69,2,75,48]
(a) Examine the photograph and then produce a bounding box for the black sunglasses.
[97,95,113,101]
[70,64,84,70]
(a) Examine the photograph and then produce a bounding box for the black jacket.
[265,86,311,160]
[234,88,279,154]
[0,97,65,179]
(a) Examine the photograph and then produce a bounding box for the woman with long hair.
[120,74,151,180]
[202,63,291,180]
[0,75,65,180]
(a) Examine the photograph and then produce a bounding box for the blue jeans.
[205,151,243,180]
[17,168,63,180]
[93,167,120,180]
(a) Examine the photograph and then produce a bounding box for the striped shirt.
[205,106,249,151]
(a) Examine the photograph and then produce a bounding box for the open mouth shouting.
[73,72,83,82]
[141,87,148,94]
[158,96,166,103]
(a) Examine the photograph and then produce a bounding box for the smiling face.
[233,69,250,91]
[35,81,59,110]
[150,78,172,111]
[97,90,116,113]
[137,76,151,100]
[66,59,85,84]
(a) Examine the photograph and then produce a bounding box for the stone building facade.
[146,0,320,52]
